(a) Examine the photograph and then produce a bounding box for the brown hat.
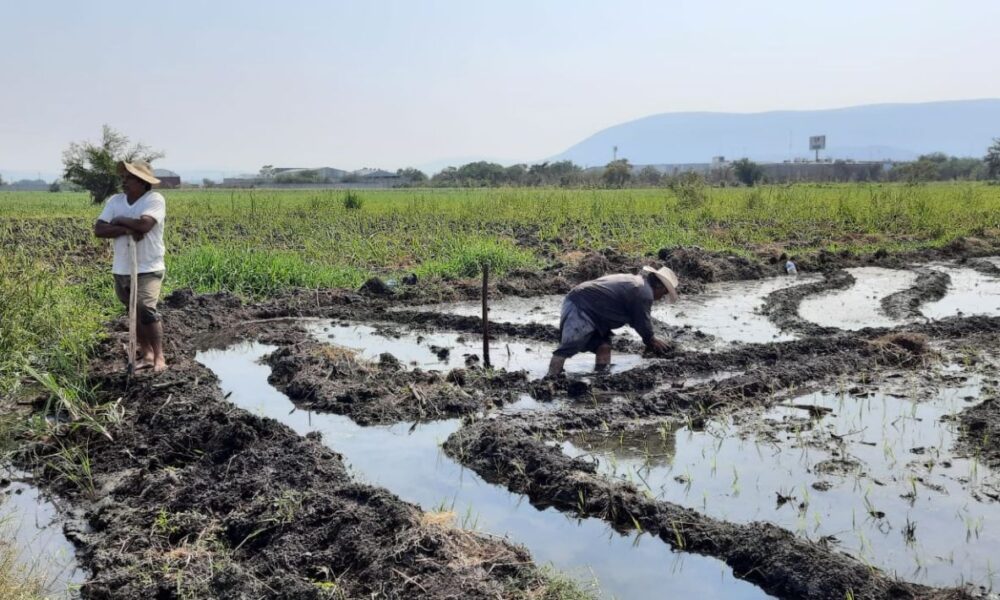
[117,160,160,185]
[641,266,680,303]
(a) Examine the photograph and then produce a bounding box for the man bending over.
[548,266,679,377]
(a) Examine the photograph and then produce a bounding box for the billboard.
[809,135,826,151]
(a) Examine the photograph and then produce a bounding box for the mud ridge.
[443,419,971,600]
[881,268,951,320]
[264,338,527,425]
[761,270,855,336]
[965,258,1000,279]
[954,395,1000,469]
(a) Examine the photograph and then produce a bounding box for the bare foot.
[134,360,154,371]
[152,360,168,373]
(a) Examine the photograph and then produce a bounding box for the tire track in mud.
[443,418,970,600]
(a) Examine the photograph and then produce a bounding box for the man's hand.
[646,338,673,355]
[131,231,145,241]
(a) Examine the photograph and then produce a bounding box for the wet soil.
[956,396,1000,470]
[265,336,527,425]
[18,241,1000,600]
[18,322,576,599]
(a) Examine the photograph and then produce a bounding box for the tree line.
[41,126,1000,202]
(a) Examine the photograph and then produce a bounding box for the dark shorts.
[113,271,164,324]
[554,298,611,358]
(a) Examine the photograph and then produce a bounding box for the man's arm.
[110,215,157,234]
[94,220,131,239]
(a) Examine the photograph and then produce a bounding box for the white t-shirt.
[98,191,167,275]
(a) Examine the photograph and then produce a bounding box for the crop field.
[2,183,1000,599]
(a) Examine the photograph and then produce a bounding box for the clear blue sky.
[2,0,998,178]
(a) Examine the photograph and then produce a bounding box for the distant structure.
[153,169,181,189]
[809,135,826,162]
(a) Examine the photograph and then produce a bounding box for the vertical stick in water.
[128,237,138,376]
[482,263,490,368]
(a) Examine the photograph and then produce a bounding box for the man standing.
[93,161,167,372]
[547,266,679,377]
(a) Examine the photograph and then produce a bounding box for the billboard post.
[809,135,826,162]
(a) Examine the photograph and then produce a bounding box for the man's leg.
[547,355,567,377]
[594,343,611,371]
[138,319,166,372]
[136,273,167,372]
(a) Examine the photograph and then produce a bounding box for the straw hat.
[641,266,680,303]
[117,160,160,185]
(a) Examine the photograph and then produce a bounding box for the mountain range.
[549,99,1000,167]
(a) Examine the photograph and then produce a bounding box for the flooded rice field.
[198,343,771,599]
[560,369,1000,588]
[798,267,919,330]
[306,321,646,377]
[0,472,84,597]
[922,265,1000,320]
[44,250,1000,599]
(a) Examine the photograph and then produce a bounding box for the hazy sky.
[2,0,998,177]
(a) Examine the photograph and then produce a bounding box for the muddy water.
[0,473,84,597]
[561,372,1000,589]
[198,343,772,600]
[922,265,1000,319]
[408,274,820,347]
[651,275,821,344]
[798,267,918,330]
[307,321,647,378]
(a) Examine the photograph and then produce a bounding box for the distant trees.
[0,173,4,186]
[986,139,1000,181]
[732,158,763,186]
[888,152,985,183]
[636,165,663,186]
[396,167,427,182]
[62,125,164,203]
[602,159,632,187]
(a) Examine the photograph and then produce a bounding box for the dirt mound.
[657,246,769,283]
[955,396,1000,469]
[869,332,931,367]
[265,339,527,425]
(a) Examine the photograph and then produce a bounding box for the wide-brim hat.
[641,266,680,303]
[117,160,160,185]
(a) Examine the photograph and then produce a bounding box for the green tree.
[62,125,164,203]
[396,167,428,183]
[732,158,763,186]
[48,180,61,193]
[602,159,631,188]
[636,165,663,186]
[985,138,1000,181]
[0,173,5,186]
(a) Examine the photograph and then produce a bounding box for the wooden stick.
[482,263,490,368]
[127,237,138,378]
